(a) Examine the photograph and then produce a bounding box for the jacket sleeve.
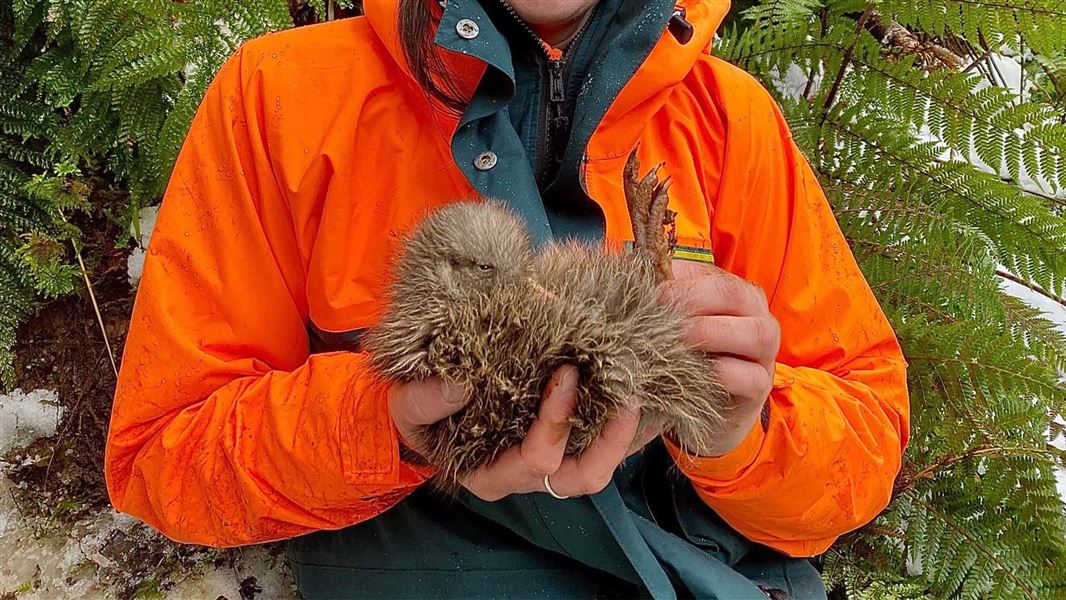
[104,45,431,548]
[665,66,910,558]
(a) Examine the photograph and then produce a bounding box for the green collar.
[435,0,674,246]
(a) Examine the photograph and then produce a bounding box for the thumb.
[389,378,468,430]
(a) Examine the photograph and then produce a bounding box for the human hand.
[659,260,779,457]
[388,376,469,464]
[388,366,663,501]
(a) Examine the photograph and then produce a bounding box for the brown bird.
[366,151,728,486]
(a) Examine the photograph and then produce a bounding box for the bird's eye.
[477,263,494,271]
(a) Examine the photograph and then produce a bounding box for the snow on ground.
[2,203,299,598]
[1,390,295,597]
[0,475,296,599]
[168,545,295,600]
[0,389,62,455]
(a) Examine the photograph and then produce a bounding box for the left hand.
[659,260,780,457]
[459,366,666,501]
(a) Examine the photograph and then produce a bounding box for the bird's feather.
[366,201,728,487]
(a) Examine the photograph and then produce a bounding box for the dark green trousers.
[286,442,826,599]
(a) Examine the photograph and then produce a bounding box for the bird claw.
[623,146,676,281]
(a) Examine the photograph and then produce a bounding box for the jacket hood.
[364,0,731,147]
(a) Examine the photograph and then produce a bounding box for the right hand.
[388,366,664,502]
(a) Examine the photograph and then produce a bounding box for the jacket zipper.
[543,59,567,177]
[497,0,592,184]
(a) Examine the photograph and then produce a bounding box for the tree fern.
[720,0,1066,596]
[0,0,295,381]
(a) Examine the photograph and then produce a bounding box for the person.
[104,0,910,597]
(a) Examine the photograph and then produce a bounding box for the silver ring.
[543,475,570,500]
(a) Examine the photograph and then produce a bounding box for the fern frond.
[724,1,1066,597]
[0,0,301,381]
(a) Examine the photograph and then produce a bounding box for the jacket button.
[456,19,479,40]
[473,151,498,171]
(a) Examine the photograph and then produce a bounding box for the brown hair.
[399,0,466,113]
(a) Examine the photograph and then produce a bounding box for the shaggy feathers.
[366,202,727,485]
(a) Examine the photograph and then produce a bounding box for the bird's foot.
[623,146,676,281]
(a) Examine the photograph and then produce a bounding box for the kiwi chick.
[365,200,729,488]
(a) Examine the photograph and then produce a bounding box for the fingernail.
[559,365,579,389]
[440,381,465,404]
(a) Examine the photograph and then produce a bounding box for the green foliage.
[303,0,359,21]
[719,0,1066,596]
[0,0,294,381]
[131,577,165,600]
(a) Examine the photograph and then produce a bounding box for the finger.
[550,408,641,497]
[520,364,579,458]
[659,272,768,318]
[389,378,467,429]
[714,356,773,407]
[679,315,780,364]
[461,447,544,501]
[462,366,580,501]
[670,259,723,280]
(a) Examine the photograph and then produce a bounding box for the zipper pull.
[547,60,567,161]
[548,60,565,103]
[669,7,694,45]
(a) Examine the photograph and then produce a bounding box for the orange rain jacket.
[105,0,909,557]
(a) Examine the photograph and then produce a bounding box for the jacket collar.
[590,0,727,160]
[364,0,730,151]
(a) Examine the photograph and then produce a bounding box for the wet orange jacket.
[104,0,909,557]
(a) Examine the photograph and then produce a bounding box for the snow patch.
[169,545,296,600]
[126,249,146,287]
[0,480,296,599]
[0,389,62,454]
[127,205,159,286]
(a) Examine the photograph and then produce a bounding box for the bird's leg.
[623,148,653,253]
[623,147,676,281]
[647,178,676,281]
